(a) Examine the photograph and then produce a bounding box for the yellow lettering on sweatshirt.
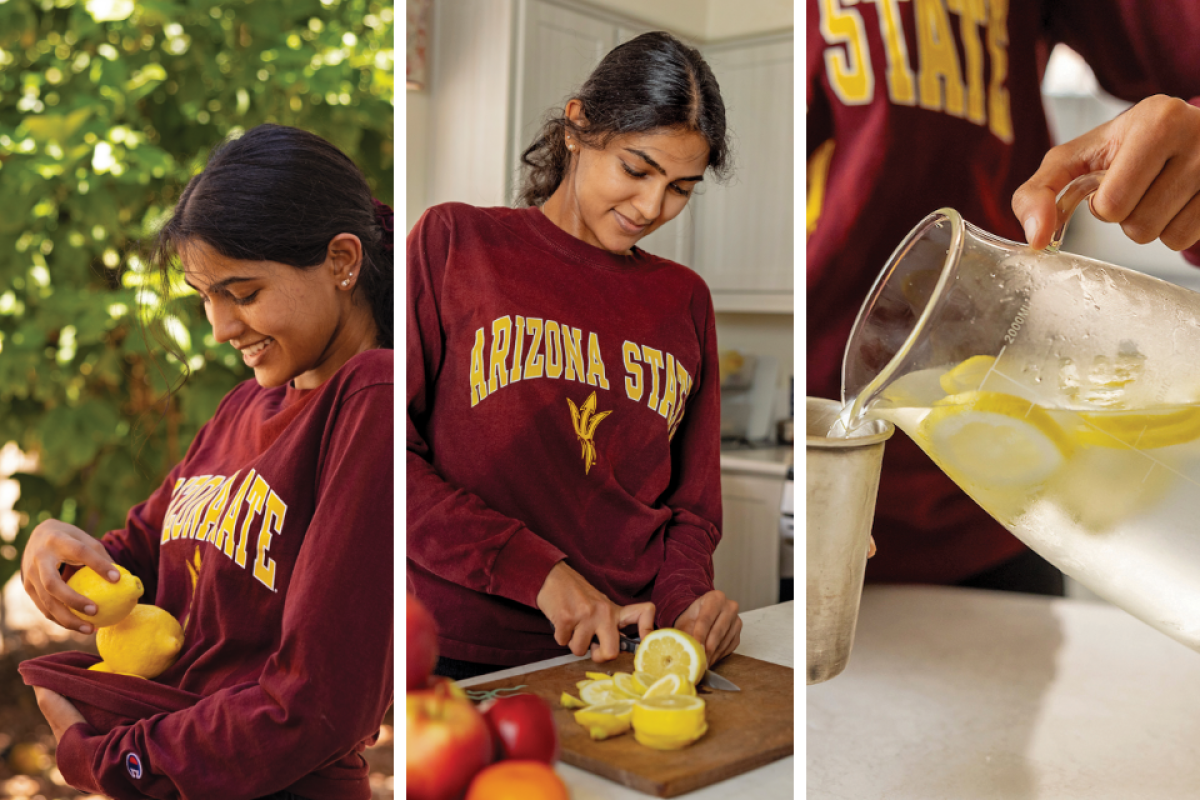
[254,490,287,591]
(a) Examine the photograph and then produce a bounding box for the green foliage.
[0,0,394,589]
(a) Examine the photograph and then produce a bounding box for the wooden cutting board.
[467,653,793,797]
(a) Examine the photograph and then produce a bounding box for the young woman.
[407,31,743,680]
[19,124,393,800]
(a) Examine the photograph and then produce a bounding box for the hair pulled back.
[152,123,393,348]
[518,31,729,208]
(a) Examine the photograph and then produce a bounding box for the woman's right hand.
[21,519,121,634]
[535,561,656,663]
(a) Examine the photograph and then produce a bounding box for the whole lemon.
[66,565,144,628]
[96,604,184,679]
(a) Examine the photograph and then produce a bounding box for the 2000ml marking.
[1004,301,1031,344]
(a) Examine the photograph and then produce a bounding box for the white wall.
[405,90,430,232]
[576,0,793,41]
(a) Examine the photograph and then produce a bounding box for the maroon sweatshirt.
[807,0,1200,583]
[20,349,393,800]
[407,203,723,666]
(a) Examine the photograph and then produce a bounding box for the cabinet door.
[712,472,783,613]
[509,0,619,204]
[692,35,793,311]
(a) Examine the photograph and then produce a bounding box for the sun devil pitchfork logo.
[567,391,612,475]
[125,751,143,779]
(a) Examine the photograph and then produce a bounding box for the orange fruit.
[465,760,570,800]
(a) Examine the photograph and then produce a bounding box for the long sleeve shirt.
[21,349,394,800]
[407,202,723,665]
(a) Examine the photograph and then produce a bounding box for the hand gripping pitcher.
[840,172,1200,654]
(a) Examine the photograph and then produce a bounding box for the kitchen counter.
[808,586,1200,799]
[460,601,795,799]
[719,445,794,478]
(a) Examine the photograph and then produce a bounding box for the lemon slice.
[641,672,696,698]
[633,629,708,686]
[585,671,610,681]
[919,391,1072,487]
[632,695,708,750]
[612,672,644,698]
[575,700,635,740]
[576,679,595,690]
[580,679,625,706]
[1074,405,1200,449]
[560,691,588,709]
[939,355,998,395]
[631,671,658,694]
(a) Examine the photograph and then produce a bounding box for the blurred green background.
[0,0,395,613]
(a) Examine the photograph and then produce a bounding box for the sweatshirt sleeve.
[650,287,724,630]
[53,384,394,800]
[406,207,567,608]
[1045,0,1200,265]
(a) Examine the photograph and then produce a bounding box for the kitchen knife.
[618,633,742,692]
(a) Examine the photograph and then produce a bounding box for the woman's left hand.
[1013,94,1200,252]
[673,590,741,666]
[33,687,85,743]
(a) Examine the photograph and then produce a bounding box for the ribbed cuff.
[487,526,567,608]
[56,722,104,795]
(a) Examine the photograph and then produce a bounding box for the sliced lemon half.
[633,629,707,686]
[611,672,644,698]
[1074,405,1200,450]
[919,391,1073,487]
[632,695,708,750]
[642,672,696,698]
[631,671,658,694]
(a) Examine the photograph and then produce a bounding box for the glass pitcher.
[842,172,1200,653]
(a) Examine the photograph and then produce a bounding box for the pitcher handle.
[1047,170,1107,253]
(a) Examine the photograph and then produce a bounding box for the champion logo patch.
[125,752,143,779]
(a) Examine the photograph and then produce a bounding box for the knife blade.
[618,633,742,691]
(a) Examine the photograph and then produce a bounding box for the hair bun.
[372,199,395,251]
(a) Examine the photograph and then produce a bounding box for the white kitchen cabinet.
[712,469,785,613]
[426,0,791,304]
[693,34,794,313]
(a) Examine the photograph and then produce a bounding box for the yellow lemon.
[88,661,146,679]
[96,604,184,679]
[631,695,708,750]
[631,671,658,694]
[585,671,610,681]
[1073,405,1200,450]
[919,391,1073,487]
[574,700,635,740]
[560,692,588,709]
[579,679,625,707]
[633,629,707,686]
[939,355,998,395]
[641,673,696,698]
[611,672,644,698]
[66,565,143,628]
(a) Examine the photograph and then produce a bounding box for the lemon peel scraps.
[920,391,1073,487]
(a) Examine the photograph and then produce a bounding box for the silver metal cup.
[806,397,894,685]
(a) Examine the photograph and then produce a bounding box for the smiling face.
[542,102,710,255]
[180,236,378,390]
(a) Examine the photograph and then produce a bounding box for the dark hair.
[152,123,393,348]
[518,31,730,208]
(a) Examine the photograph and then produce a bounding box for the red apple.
[479,694,560,764]
[406,687,494,800]
[407,593,438,691]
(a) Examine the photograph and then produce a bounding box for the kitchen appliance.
[719,352,779,444]
[840,171,1200,655]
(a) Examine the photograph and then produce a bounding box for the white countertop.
[807,586,1200,799]
[719,445,794,478]
[461,601,795,799]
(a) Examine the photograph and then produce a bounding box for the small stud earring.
[342,280,349,286]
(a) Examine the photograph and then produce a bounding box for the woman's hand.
[673,590,741,666]
[33,687,86,743]
[1013,95,1200,252]
[536,561,656,663]
[21,519,120,634]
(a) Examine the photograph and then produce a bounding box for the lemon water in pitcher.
[838,172,1200,652]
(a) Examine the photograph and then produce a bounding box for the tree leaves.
[0,0,394,588]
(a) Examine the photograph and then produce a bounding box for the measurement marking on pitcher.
[1003,301,1032,345]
